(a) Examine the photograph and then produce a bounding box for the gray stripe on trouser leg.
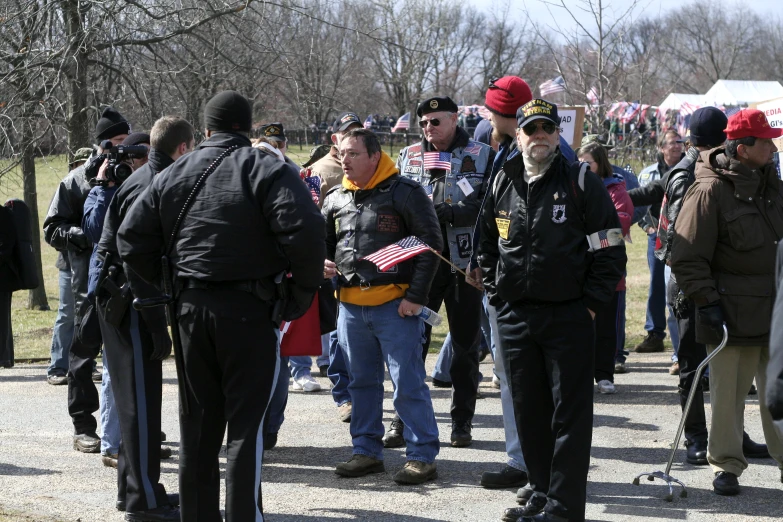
[129,308,157,509]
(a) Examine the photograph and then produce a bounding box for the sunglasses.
[419,118,442,128]
[522,121,559,136]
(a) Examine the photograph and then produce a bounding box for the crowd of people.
[1,72,782,522]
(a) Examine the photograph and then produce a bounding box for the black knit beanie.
[95,107,131,143]
[204,91,252,133]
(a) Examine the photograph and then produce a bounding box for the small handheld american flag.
[361,236,431,272]
[423,152,451,172]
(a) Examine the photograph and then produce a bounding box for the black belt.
[178,278,273,301]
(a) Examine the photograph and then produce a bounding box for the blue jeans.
[338,299,439,463]
[432,330,489,382]
[316,334,330,368]
[48,269,75,376]
[328,330,351,406]
[99,348,121,455]
[288,356,312,380]
[645,235,680,352]
[485,297,526,471]
[266,356,290,435]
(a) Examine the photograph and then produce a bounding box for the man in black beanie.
[117,90,325,522]
[44,106,129,453]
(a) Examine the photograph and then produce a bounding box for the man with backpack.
[479,99,626,522]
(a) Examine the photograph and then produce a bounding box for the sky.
[467,0,776,32]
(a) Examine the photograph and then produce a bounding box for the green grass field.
[0,148,663,362]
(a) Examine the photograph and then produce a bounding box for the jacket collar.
[698,146,779,199]
[147,148,174,174]
[197,132,252,150]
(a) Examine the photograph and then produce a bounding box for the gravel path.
[1,352,781,521]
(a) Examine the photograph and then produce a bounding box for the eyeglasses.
[488,78,512,96]
[521,121,559,136]
[419,118,441,128]
[338,151,363,160]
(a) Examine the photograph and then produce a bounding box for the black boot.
[450,421,472,447]
[713,471,740,496]
[742,431,770,459]
[480,465,528,489]
[382,418,405,448]
[685,439,708,465]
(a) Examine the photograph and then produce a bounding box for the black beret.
[260,122,286,142]
[204,90,252,133]
[95,107,131,143]
[417,96,458,117]
[121,132,150,147]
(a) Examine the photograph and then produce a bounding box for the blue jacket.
[82,185,117,296]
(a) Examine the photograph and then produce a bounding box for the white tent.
[703,80,783,106]
[657,93,706,113]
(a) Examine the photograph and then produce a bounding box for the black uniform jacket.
[478,152,626,312]
[116,133,325,296]
[322,172,443,306]
[657,147,699,264]
[97,148,175,333]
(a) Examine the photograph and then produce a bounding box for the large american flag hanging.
[361,236,431,272]
[423,151,452,172]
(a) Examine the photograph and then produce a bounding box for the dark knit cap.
[688,107,728,147]
[95,107,131,143]
[204,91,252,133]
[417,96,458,117]
[485,76,533,118]
[121,132,151,147]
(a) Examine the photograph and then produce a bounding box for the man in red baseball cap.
[672,109,783,496]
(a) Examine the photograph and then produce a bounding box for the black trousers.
[668,279,708,443]
[594,292,620,383]
[98,306,167,512]
[422,262,482,423]
[0,291,12,366]
[498,299,594,522]
[176,289,278,522]
[67,335,99,435]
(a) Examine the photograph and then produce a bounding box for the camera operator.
[94,117,195,521]
[43,106,130,453]
[82,132,150,467]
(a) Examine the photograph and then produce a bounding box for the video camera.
[86,139,148,186]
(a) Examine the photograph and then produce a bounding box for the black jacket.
[322,171,443,306]
[478,152,626,312]
[43,165,93,309]
[97,149,175,333]
[657,147,699,264]
[117,133,325,296]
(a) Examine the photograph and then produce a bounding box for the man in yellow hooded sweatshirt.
[322,128,444,484]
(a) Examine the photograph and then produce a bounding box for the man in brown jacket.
[672,109,783,495]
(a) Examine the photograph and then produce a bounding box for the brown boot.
[393,460,438,485]
[335,454,385,477]
[634,333,664,353]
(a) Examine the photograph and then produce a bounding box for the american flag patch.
[423,184,433,200]
[597,230,610,249]
[423,152,451,172]
[587,228,623,251]
[464,143,482,155]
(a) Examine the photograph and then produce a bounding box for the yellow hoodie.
[340,152,410,306]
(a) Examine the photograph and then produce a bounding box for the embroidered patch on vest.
[377,214,401,233]
[456,233,472,258]
[552,204,566,223]
[461,156,476,173]
[496,218,510,239]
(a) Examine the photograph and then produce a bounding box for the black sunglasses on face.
[420,118,441,127]
[522,121,558,136]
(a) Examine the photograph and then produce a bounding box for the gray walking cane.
[632,324,728,501]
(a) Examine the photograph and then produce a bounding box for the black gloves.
[695,303,725,345]
[435,203,453,224]
[66,226,89,252]
[150,330,173,361]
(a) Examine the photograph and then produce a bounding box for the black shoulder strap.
[165,145,239,256]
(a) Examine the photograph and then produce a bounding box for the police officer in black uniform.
[480,100,626,522]
[96,117,196,521]
[117,91,325,522]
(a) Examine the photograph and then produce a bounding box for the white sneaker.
[292,375,322,392]
[492,374,501,389]
[597,380,616,394]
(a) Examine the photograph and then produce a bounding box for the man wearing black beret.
[391,95,494,449]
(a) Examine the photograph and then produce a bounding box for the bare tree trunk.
[62,0,90,155]
[21,139,49,310]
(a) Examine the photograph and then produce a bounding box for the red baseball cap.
[725,109,783,140]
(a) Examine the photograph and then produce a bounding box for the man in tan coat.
[672,109,783,495]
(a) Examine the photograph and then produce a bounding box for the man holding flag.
[322,128,443,485]
[394,96,494,448]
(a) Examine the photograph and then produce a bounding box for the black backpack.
[0,199,40,292]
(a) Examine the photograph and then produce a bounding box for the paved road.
[0,352,781,521]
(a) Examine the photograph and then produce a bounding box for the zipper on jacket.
[526,181,532,296]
